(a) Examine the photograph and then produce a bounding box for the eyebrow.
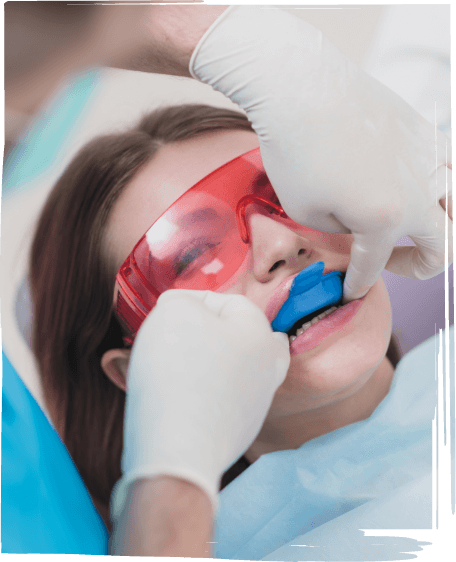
[173,171,271,228]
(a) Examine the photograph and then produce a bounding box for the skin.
[4,3,227,150]
[101,129,395,463]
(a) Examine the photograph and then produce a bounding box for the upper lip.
[265,265,345,325]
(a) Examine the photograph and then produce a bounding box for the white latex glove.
[190,6,452,301]
[110,290,290,520]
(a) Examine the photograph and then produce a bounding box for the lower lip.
[289,297,365,355]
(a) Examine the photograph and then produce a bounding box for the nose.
[248,210,313,282]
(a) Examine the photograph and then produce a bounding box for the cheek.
[215,250,253,295]
[287,223,354,256]
[310,231,353,254]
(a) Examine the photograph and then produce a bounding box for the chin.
[272,277,393,413]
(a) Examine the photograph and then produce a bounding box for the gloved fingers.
[288,210,352,235]
[439,191,453,221]
[271,332,291,385]
[154,289,241,324]
[382,246,423,278]
[155,288,210,307]
[156,289,265,323]
[407,209,452,280]
[133,290,223,350]
[172,289,272,330]
[343,233,397,302]
[271,331,289,347]
[432,162,452,202]
[385,200,453,279]
[160,291,291,377]
[204,291,269,330]
[199,290,262,321]
[207,292,269,325]
[436,128,452,167]
[143,289,211,328]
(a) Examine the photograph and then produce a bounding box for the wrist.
[110,476,214,557]
[127,4,228,77]
[162,4,229,76]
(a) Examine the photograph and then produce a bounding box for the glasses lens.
[133,197,247,292]
[117,148,288,337]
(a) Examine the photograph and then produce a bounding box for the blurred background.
[2,4,452,412]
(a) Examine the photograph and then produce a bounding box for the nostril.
[298,249,306,255]
[269,260,285,273]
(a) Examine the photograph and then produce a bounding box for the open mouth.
[283,270,346,339]
[286,303,342,339]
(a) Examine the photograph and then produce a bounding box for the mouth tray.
[271,262,344,333]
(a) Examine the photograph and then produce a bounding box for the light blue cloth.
[2,326,449,556]
[262,473,433,561]
[214,327,452,560]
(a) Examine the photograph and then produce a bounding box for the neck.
[245,357,395,462]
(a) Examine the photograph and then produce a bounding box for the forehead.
[105,129,259,270]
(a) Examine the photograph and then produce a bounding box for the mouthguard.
[271,261,344,333]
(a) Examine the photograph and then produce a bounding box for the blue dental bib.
[271,262,344,333]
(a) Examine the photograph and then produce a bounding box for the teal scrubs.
[1,353,109,554]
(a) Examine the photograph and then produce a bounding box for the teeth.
[296,322,310,336]
[288,305,341,343]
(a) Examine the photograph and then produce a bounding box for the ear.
[101,348,131,392]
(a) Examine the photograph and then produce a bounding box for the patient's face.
[106,129,392,416]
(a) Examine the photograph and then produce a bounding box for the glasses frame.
[115,148,288,344]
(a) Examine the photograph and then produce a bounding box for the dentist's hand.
[110,290,290,521]
[190,6,452,301]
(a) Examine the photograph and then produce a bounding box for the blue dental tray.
[271,262,344,333]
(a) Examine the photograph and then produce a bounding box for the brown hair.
[30,104,254,522]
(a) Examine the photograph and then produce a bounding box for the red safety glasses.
[116,147,290,344]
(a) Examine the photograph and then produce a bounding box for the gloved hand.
[110,290,290,521]
[190,6,452,301]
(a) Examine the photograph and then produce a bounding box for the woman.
[31,103,405,542]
